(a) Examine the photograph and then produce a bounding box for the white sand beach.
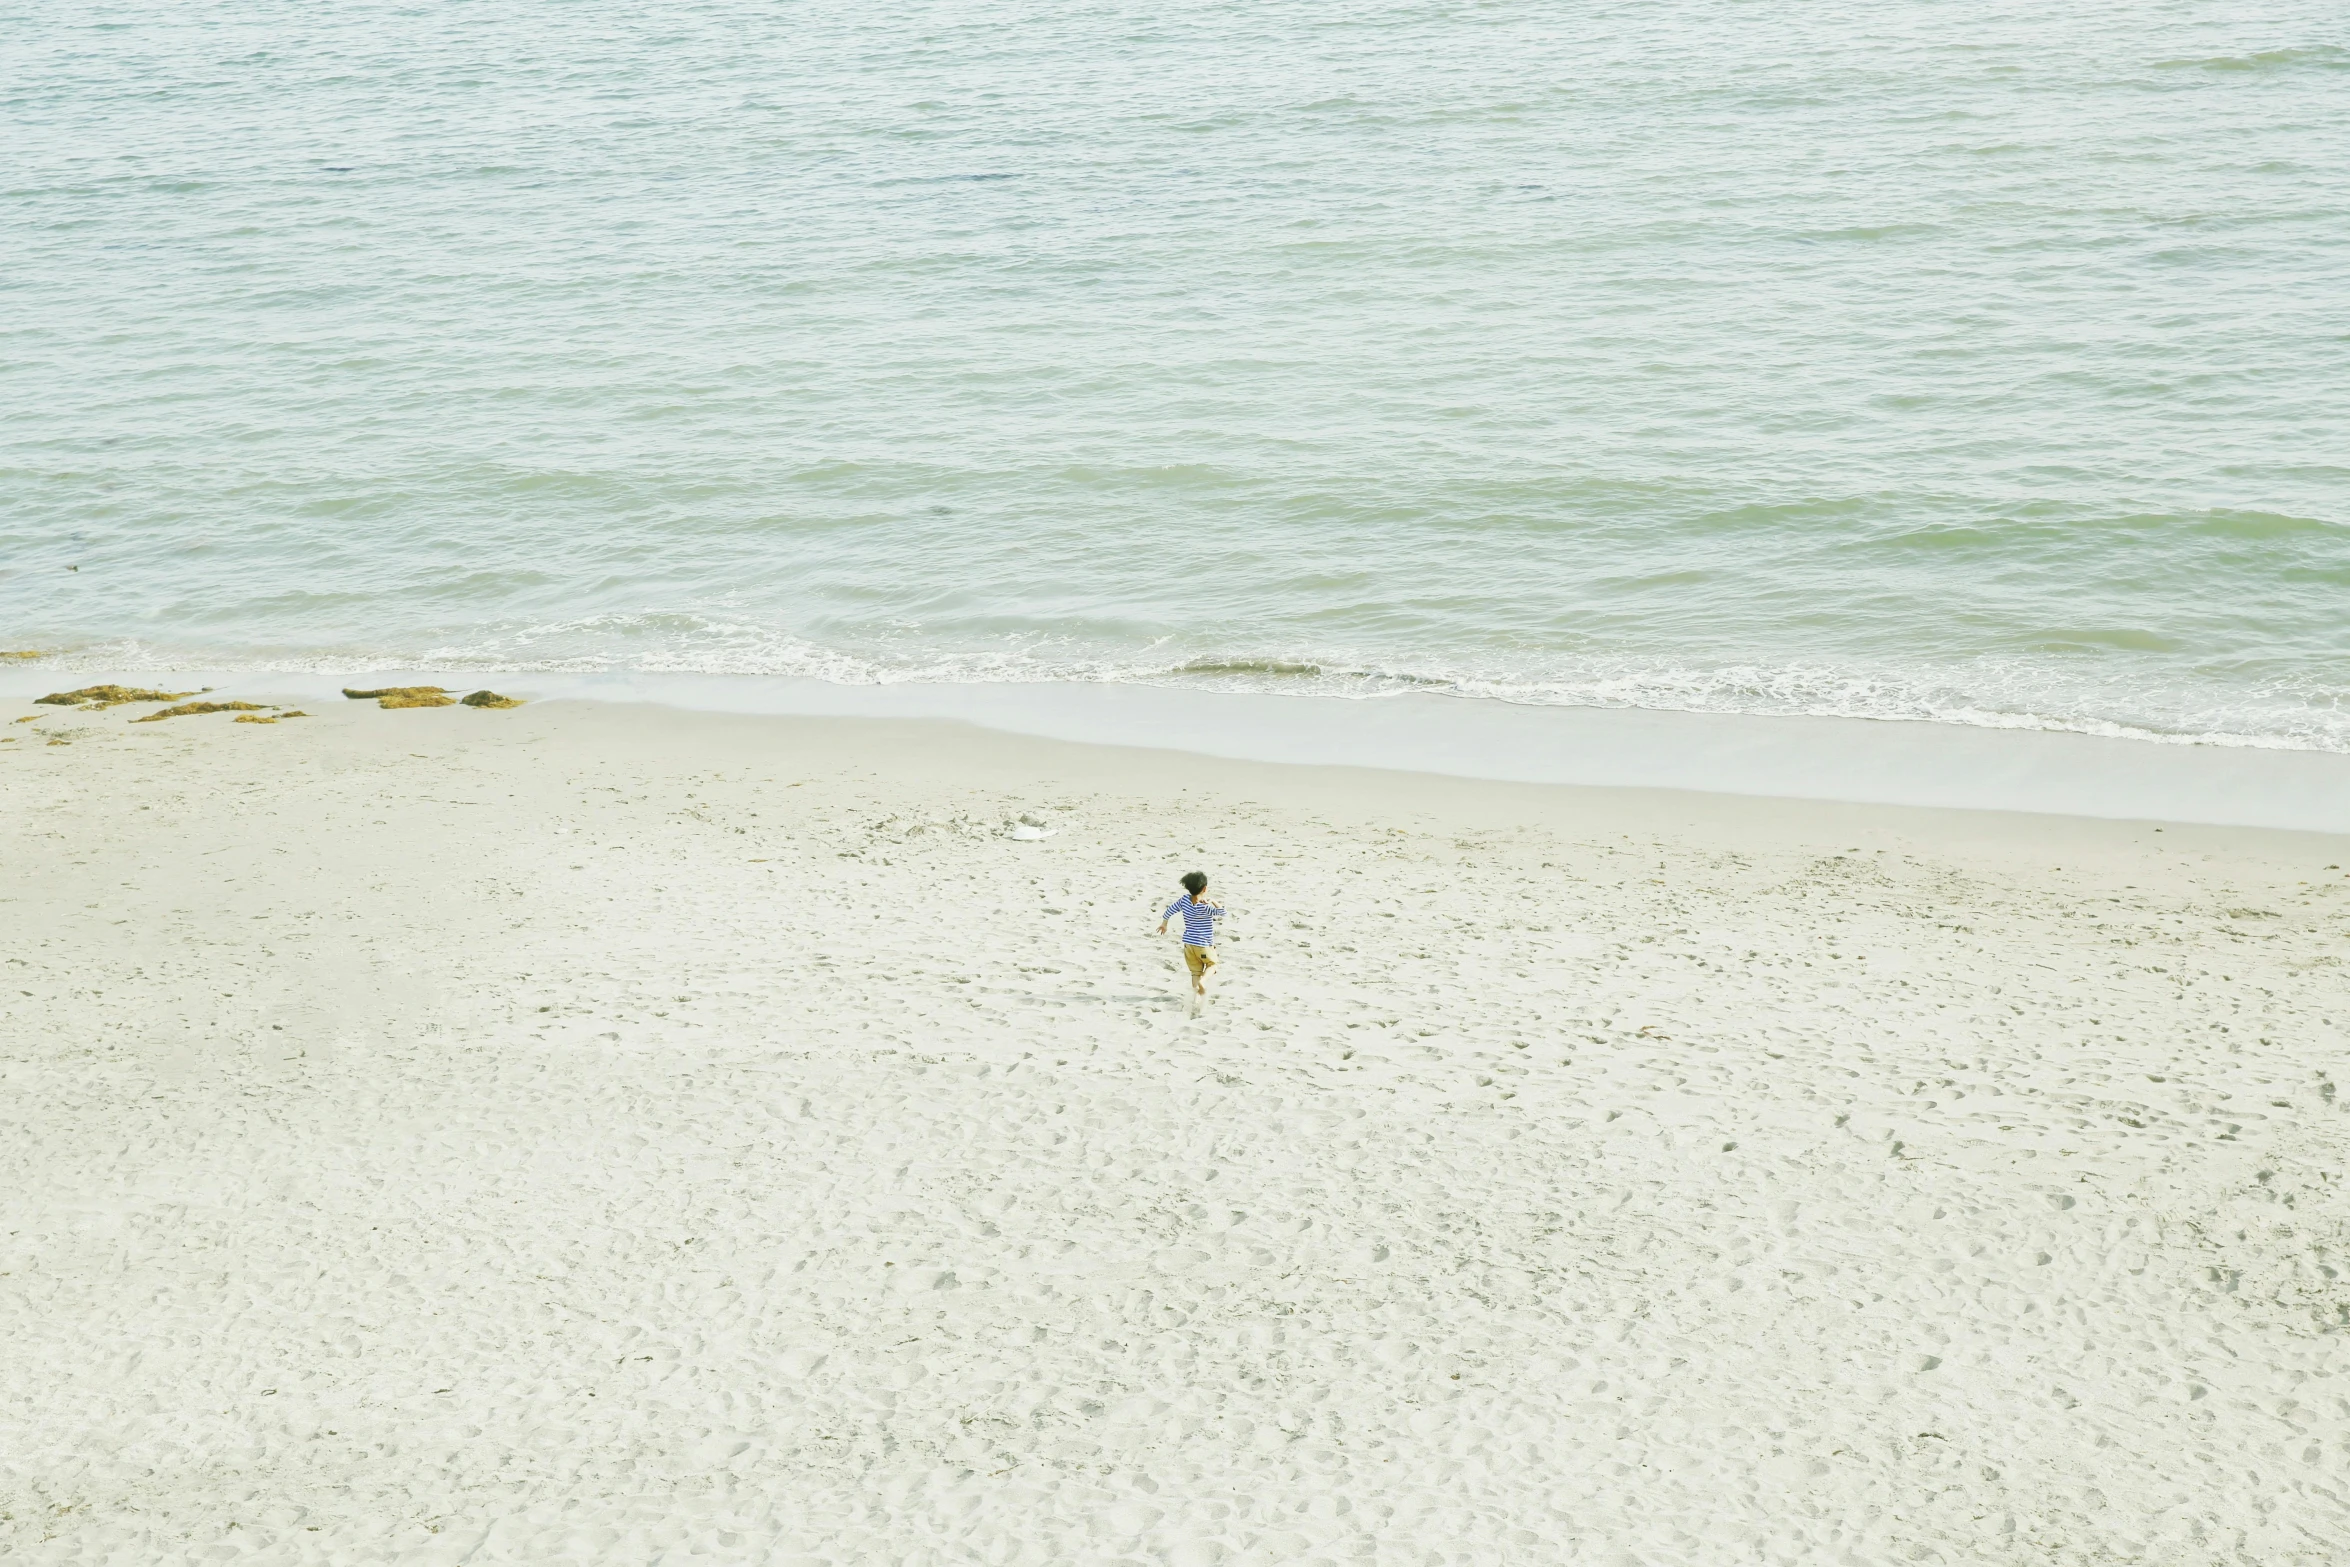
[5,694,2349,1565]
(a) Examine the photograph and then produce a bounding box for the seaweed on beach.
[131,701,272,723]
[345,685,455,708]
[36,685,199,709]
[233,714,278,724]
[1,650,42,660]
[461,690,524,708]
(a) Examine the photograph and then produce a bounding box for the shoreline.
[7,667,2350,833]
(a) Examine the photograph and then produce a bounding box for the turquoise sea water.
[5,1,2346,748]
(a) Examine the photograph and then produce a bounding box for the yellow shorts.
[1183,944,1216,977]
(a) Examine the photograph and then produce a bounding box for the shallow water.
[5,0,2346,748]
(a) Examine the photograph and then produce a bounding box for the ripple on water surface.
[3,0,2346,750]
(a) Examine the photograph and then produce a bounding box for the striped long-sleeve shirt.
[1162,894,1224,946]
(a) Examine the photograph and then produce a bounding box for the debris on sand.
[131,701,273,723]
[461,690,524,708]
[36,685,199,709]
[1,650,41,660]
[279,710,310,718]
[345,686,455,708]
[233,714,278,724]
[12,715,39,724]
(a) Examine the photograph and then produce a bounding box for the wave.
[2153,45,2346,73]
[17,620,2347,755]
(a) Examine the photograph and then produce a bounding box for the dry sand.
[4,695,2348,1565]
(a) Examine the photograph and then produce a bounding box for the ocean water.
[5,0,2346,749]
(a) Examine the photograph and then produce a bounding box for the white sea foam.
[18,624,2347,755]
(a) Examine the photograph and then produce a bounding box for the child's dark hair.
[1181,870,1208,896]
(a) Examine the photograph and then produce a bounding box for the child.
[1158,871,1225,1003]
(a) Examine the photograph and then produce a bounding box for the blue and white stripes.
[1162,895,1223,945]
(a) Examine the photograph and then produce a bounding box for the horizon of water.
[5,1,2347,751]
